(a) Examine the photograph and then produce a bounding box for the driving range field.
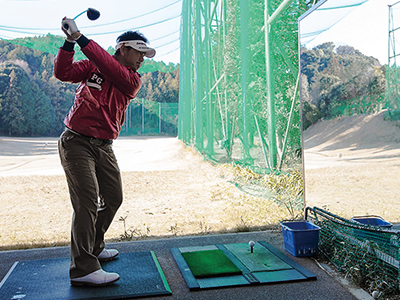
[0,136,291,250]
[304,112,400,224]
[2,112,399,252]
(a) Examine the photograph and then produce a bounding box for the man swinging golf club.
[54,15,155,287]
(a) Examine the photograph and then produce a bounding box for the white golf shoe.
[97,248,119,261]
[70,269,120,286]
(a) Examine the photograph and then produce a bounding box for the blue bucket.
[350,216,393,228]
[280,220,320,257]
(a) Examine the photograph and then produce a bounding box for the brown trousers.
[58,130,122,279]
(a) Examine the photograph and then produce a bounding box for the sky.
[300,0,400,65]
[0,0,398,66]
[0,0,182,64]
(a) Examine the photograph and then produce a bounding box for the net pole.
[205,0,214,154]
[178,0,186,140]
[267,0,293,25]
[254,115,271,169]
[142,98,145,134]
[180,0,194,143]
[222,0,231,156]
[159,103,162,134]
[264,0,277,168]
[187,1,194,142]
[195,0,204,150]
[279,73,300,170]
[239,0,251,161]
[388,4,393,110]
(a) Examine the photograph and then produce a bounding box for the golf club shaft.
[73,10,87,20]
[63,10,86,30]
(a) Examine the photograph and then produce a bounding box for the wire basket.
[305,206,400,296]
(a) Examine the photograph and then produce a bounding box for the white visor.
[115,40,156,58]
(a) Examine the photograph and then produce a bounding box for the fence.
[121,99,178,136]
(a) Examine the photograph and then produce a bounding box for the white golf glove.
[62,17,79,37]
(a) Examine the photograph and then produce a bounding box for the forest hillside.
[0,35,179,136]
[301,42,386,130]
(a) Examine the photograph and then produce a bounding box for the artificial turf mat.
[224,242,292,272]
[0,251,171,300]
[181,249,242,278]
[171,241,316,290]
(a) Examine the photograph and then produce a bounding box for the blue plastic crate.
[351,216,393,228]
[280,220,320,257]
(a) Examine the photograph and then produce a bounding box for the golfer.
[54,17,155,286]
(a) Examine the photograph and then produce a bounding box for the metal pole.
[268,0,293,25]
[387,5,391,109]
[279,73,300,170]
[221,0,231,156]
[187,0,193,142]
[141,98,145,134]
[240,0,251,160]
[205,0,214,154]
[195,0,204,150]
[254,115,271,169]
[178,0,192,143]
[265,0,277,168]
[159,103,162,135]
[178,0,186,140]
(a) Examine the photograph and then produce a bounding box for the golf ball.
[371,291,379,299]
[249,241,255,247]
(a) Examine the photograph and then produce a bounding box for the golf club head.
[63,8,100,30]
[87,8,100,21]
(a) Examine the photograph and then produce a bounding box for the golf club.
[63,8,100,30]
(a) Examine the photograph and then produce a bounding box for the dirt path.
[0,136,203,176]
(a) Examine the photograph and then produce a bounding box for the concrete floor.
[0,231,373,300]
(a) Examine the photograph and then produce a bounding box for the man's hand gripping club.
[61,17,81,42]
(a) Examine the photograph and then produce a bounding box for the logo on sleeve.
[87,72,104,91]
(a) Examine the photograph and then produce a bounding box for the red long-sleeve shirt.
[54,37,142,140]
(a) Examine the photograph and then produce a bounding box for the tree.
[0,68,26,135]
[138,71,179,103]
[29,82,55,135]
[0,37,180,136]
[301,42,386,129]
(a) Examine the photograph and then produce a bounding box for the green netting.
[178,0,316,172]
[120,99,178,136]
[306,206,400,296]
[387,2,400,115]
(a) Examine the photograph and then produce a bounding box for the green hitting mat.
[181,249,242,278]
[171,241,316,290]
[0,251,171,300]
